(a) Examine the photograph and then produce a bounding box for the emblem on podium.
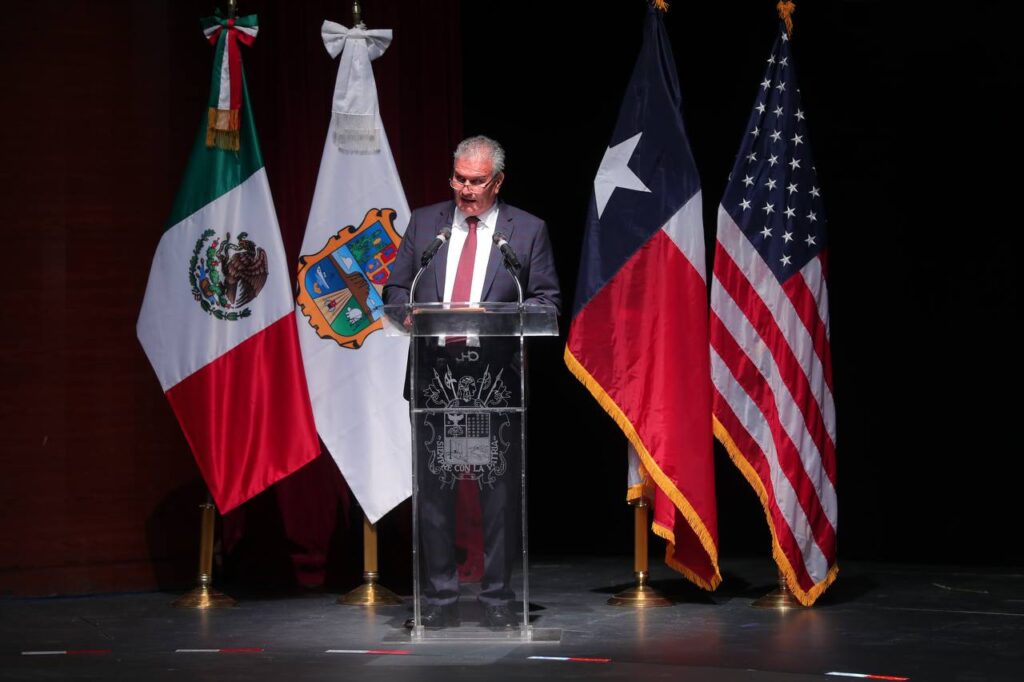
[422,364,511,488]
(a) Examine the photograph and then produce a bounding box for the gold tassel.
[777,1,796,37]
[206,107,241,150]
[652,0,670,12]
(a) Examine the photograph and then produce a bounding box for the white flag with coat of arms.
[294,20,411,524]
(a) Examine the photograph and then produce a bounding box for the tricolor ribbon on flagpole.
[321,21,392,154]
[201,14,259,151]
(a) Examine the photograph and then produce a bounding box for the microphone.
[420,227,452,266]
[492,232,521,272]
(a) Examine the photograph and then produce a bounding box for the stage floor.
[1,556,1021,681]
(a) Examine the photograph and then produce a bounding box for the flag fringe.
[626,469,713,587]
[626,458,654,502]
[626,482,650,502]
[650,521,718,590]
[565,346,721,590]
[652,0,670,13]
[713,415,838,606]
[206,107,241,150]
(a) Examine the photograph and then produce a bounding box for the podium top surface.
[381,302,559,337]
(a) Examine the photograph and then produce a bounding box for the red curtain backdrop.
[0,0,460,595]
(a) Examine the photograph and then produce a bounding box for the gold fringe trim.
[208,107,241,131]
[626,482,649,503]
[626,458,655,502]
[713,415,838,606]
[652,0,670,12]
[650,521,717,589]
[777,1,796,37]
[206,107,241,150]
[565,346,721,590]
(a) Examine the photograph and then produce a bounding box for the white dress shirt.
[443,203,498,304]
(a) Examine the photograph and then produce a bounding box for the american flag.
[710,25,838,605]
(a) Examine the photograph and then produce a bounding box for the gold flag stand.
[339,514,402,605]
[608,497,670,607]
[751,570,804,609]
[173,495,236,608]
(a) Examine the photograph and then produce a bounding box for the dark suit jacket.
[383,200,561,313]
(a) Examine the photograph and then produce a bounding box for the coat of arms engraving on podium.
[421,364,512,488]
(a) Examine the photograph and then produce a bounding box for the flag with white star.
[565,7,719,591]
[710,23,838,605]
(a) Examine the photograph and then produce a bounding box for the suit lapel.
[432,202,456,301]
[482,202,516,300]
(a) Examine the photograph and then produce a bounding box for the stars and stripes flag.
[565,7,720,590]
[710,22,838,605]
[137,14,320,513]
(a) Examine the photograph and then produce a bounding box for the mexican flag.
[137,14,319,513]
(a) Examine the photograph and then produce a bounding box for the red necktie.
[450,216,484,568]
[450,215,478,304]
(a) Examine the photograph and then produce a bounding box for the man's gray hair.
[454,135,505,175]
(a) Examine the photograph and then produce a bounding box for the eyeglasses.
[449,174,497,192]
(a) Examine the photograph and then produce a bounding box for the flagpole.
[319,0,400,609]
[608,497,670,607]
[339,513,403,605]
[751,570,803,609]
[173,493,236,608]
[746,1,813,616]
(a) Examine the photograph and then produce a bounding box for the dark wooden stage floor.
[1,556,1021,681]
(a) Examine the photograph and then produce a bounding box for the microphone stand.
[499,250,524,334]
[501,256,528,624]
[409,263,429,306]
[505,259,523,308]
[410,228,451,306]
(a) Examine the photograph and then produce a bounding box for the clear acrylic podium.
[383,302,558,642]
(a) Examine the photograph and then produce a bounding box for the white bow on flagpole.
[321,21,393,153]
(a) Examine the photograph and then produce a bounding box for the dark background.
[1,1,1018,596]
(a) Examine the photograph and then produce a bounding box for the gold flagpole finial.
[777,1,796,37]
[651,0,670,12]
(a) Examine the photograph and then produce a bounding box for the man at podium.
[384,135,560,628]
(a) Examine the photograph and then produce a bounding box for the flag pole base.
[339,572,403,606]
[173,583,237,609]
[339,518,402,605]
[751,571,804,609]
[608,498,670,607]
[608,571,671,607]
[172,496,236,609]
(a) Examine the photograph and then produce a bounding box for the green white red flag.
[137,13,319,513]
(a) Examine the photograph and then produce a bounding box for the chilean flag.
[564,7,719,590]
